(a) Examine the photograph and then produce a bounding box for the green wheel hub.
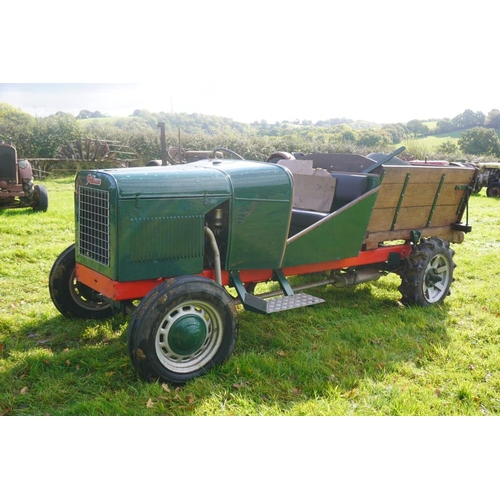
[155,298,225,374]
[168,315,207,355]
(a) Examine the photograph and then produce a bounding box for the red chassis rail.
[75,244,413,302]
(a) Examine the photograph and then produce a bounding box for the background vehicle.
[0,142,48,211]
[49,147,477,384]
[475,162,500,197]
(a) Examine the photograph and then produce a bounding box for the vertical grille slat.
[78,186,110,266]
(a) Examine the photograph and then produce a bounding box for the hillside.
[2,102,500,162]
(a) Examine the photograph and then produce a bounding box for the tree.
[458,127,500,156]
[451,109,485,129]
[382,123,409,143]
[356,129,391,148]
[0,103,36,156]
[77,110,93,119]
[485,109,500,129]
[30,113,82,157]
[407,119,429,137]
[437,140,460,156]
[435,118,455,134]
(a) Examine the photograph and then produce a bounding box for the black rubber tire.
[398,237,456,306]
[32,184,48,212]
[49,244,115,319]
[128,275,238,384]
[486,181,500,198]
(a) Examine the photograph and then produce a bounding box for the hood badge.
[86,174,102,186]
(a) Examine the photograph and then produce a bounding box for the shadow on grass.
[0,283,452,415]
[210,283,453,406]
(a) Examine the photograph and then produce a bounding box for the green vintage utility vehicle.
[49,148,477,384]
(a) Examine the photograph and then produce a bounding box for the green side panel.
[221,163,293,270]
[116,197,227,281]
[74,168,231,282]
[227,199,292,269]
[282,192,378,268]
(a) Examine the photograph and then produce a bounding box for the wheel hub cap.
[168,315,207,355]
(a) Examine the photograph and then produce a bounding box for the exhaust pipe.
[330,268,386,288]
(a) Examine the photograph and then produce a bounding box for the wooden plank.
[374,182,467,209]
[368,204,462,233]
[380,165,475,185]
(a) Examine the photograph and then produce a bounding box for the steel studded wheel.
[398,237,456,306]
[49,244,115,319]
[128,275,238,384]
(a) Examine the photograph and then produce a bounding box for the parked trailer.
[49,148,477,384]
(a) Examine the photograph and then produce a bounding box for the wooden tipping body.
[278,153,477,252]
[364,164,477,249]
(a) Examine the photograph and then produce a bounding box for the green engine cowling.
[75,159,293,282]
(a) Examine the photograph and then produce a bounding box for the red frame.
[76,244,413,302]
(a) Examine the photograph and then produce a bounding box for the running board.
[231,271,325,315]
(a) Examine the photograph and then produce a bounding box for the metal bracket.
[391,172,410,230]
[427,174,445,227]
[273,269,294,297]
[410,230,421,245]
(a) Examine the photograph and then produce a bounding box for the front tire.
[486,181,500,197]
[49,244,115,319]
[128,275,238,384]
[398,237,456,306]
[32,184,48,212]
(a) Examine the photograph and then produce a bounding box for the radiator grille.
[78,186,110,266]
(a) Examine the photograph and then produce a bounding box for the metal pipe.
[232,269,386,305]
[204,226,222,285]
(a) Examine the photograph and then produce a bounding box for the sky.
[2,1,498,125]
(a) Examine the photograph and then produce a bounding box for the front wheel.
[128,275,238,384]
[32,184,48,212]
[49,244,115,319]
[398,237,456,306]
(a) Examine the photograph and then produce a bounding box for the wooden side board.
[364,165,476,249]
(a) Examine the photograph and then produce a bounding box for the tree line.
[1,102,500,163]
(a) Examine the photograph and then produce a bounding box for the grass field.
[0,175,499,416]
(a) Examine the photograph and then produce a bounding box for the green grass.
[0,176,499,416]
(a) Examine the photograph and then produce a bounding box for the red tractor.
[0,142,48,211]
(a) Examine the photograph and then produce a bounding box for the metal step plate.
[265,293,325,313]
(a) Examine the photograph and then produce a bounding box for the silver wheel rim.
[423,254,451,303]
[68,269,111,312]
[155,300,223,374]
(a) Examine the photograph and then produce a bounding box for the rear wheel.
[486,181,500,197]
[49,244,115,319]
[398,237,455,306]
[128,275,238,384]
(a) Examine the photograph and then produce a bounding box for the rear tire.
[128,275,238,384]
[49,244,115,319]
[398,237,455,306]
